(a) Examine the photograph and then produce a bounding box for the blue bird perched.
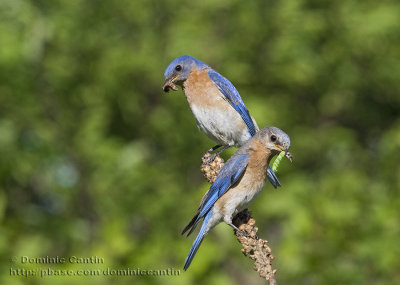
[181,126,292,270]
[163,55,281,188]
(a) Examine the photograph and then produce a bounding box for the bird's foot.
[202,145,222,165]
[203,152,218,165]
[203,144,232,165]
[227,222,250,237]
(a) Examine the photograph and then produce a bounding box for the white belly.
[215,173,267,221]
[190,105,251,147]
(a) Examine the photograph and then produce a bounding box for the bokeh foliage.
[1,0,400,284]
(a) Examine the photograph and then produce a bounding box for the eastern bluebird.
[181,126,292,270]
[163,55,281,188]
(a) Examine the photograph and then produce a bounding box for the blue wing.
[208,70,257,136]
[182,154,250,236]
[199,154,250,217]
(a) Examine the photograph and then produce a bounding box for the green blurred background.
[1,0,399,284]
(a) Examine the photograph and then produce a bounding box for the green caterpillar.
[272,151,286,173]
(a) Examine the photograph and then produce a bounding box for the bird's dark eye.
[175,65,182,71]
[270,135,277,142]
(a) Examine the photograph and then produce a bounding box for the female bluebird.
[181,126,292,270]
[163,55,281,188]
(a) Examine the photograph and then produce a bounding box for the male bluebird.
[181,126,292,270]
[163,55,281,188]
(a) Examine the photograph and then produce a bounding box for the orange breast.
[183,68,226,108]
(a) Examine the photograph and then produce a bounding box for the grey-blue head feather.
[258,126,291,153]
[164,55,209,84]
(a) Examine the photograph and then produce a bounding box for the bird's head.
[257,126,293,161]
[163,55,208,92]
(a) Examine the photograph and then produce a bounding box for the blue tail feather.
[183,211,212,271]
